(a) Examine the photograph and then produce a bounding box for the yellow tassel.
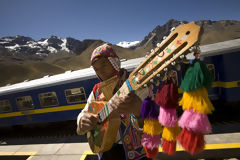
[179,87,214,114]
[143,119,163,136]
[162,126,181,141]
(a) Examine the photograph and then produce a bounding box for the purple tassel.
[141,96,159,120]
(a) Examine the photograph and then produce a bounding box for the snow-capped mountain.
[116,41,140,48]
[0,35,82,55]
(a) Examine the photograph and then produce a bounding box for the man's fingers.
[89,114,99,123]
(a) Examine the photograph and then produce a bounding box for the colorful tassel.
[180,60,213,92]
[141,85,162,159]
[143,119,163,136]
[155,80,179,109]
[162,126,181,141]
[178,58,214,155]
[162,139,177,155]
[141,133,161,150]
[144,146,159,159]
[178,109,211,134]
[158,107,178,127]
[141,96,159,120]
[179,87,214,114]
[177,128,205,155]
[156,76,180,155]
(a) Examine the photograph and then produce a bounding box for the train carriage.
[0,39,240,127]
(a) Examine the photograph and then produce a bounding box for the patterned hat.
[91,43,121,72]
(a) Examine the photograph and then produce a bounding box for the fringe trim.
[179,87,214,114]
[162,139,177,155]
[158,107,178,127]
[162,126,181,141]
[177,128,205,155]
[178,109,212,134]
[143,119,163,136]
[141,133,161,150]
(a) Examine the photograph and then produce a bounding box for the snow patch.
[27,41,40,48]
[60,38,70,52]
[116,41,140,48]
[38,39,48,47]
[47,46,57,53]
[5,44,20,50]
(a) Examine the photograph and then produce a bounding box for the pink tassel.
[141,133,161,150]
[178,109,212,134]
[158,107,178,127]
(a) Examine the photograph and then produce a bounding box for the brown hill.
[0,19,240,87]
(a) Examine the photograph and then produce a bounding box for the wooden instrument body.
[87,101,121,153]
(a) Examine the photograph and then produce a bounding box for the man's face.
[92,57,116,81]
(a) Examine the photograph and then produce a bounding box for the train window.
[38,92,59,107]
[207,64,215,80]
[65,87,87,104]
[0,100,11,113]
[16,96,34,110]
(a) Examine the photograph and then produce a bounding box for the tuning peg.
[163,36,167,40]
[144,84,147,87]
[157,43,161,47]
[171,27,176,32]
[157,73,161,77]
[171,61,176,65]
[176,64,181,71]
[180,55,185,59]
[151,49,154,53]
[135,77,139,82]
[155,80,160,86]
[189,46,194,52]
[164,68,168,71]
[150,79,154,83]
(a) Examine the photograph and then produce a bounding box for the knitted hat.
[91,43,121,72]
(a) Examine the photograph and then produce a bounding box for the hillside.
[0,19,240,87]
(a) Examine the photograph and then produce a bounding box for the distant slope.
[0,62,64,86]
[0,19,240,87]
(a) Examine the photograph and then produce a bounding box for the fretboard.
[98,80,132,122]
[98,80,148,122]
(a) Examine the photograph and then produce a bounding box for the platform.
[0,132,240,160]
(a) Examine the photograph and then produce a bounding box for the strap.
[114,119,132,145]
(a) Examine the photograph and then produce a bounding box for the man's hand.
[110,92,142,117]
[78,112,99,133]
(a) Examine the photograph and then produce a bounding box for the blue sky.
[0,0,239,44]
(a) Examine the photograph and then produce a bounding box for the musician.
[77,43,150,160]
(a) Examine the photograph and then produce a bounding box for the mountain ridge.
[0,19,240,87]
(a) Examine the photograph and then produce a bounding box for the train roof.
[200,38,240,58]
[0,38,240,95]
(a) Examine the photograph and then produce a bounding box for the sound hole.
[186,31,190,35]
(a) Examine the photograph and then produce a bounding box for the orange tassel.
[144,146,159,159]
[177,128,205,155]
[162,139,177,155]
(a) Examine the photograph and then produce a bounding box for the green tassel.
[180,60,213,92]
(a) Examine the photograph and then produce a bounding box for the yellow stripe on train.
[1,81,240,118]
[178,80,240,93]
[0,103,86,118]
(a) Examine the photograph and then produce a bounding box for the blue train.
[0,39,240,127]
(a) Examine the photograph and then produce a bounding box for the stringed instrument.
[87,22,203,153]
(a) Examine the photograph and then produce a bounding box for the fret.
[98,81,131,122]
